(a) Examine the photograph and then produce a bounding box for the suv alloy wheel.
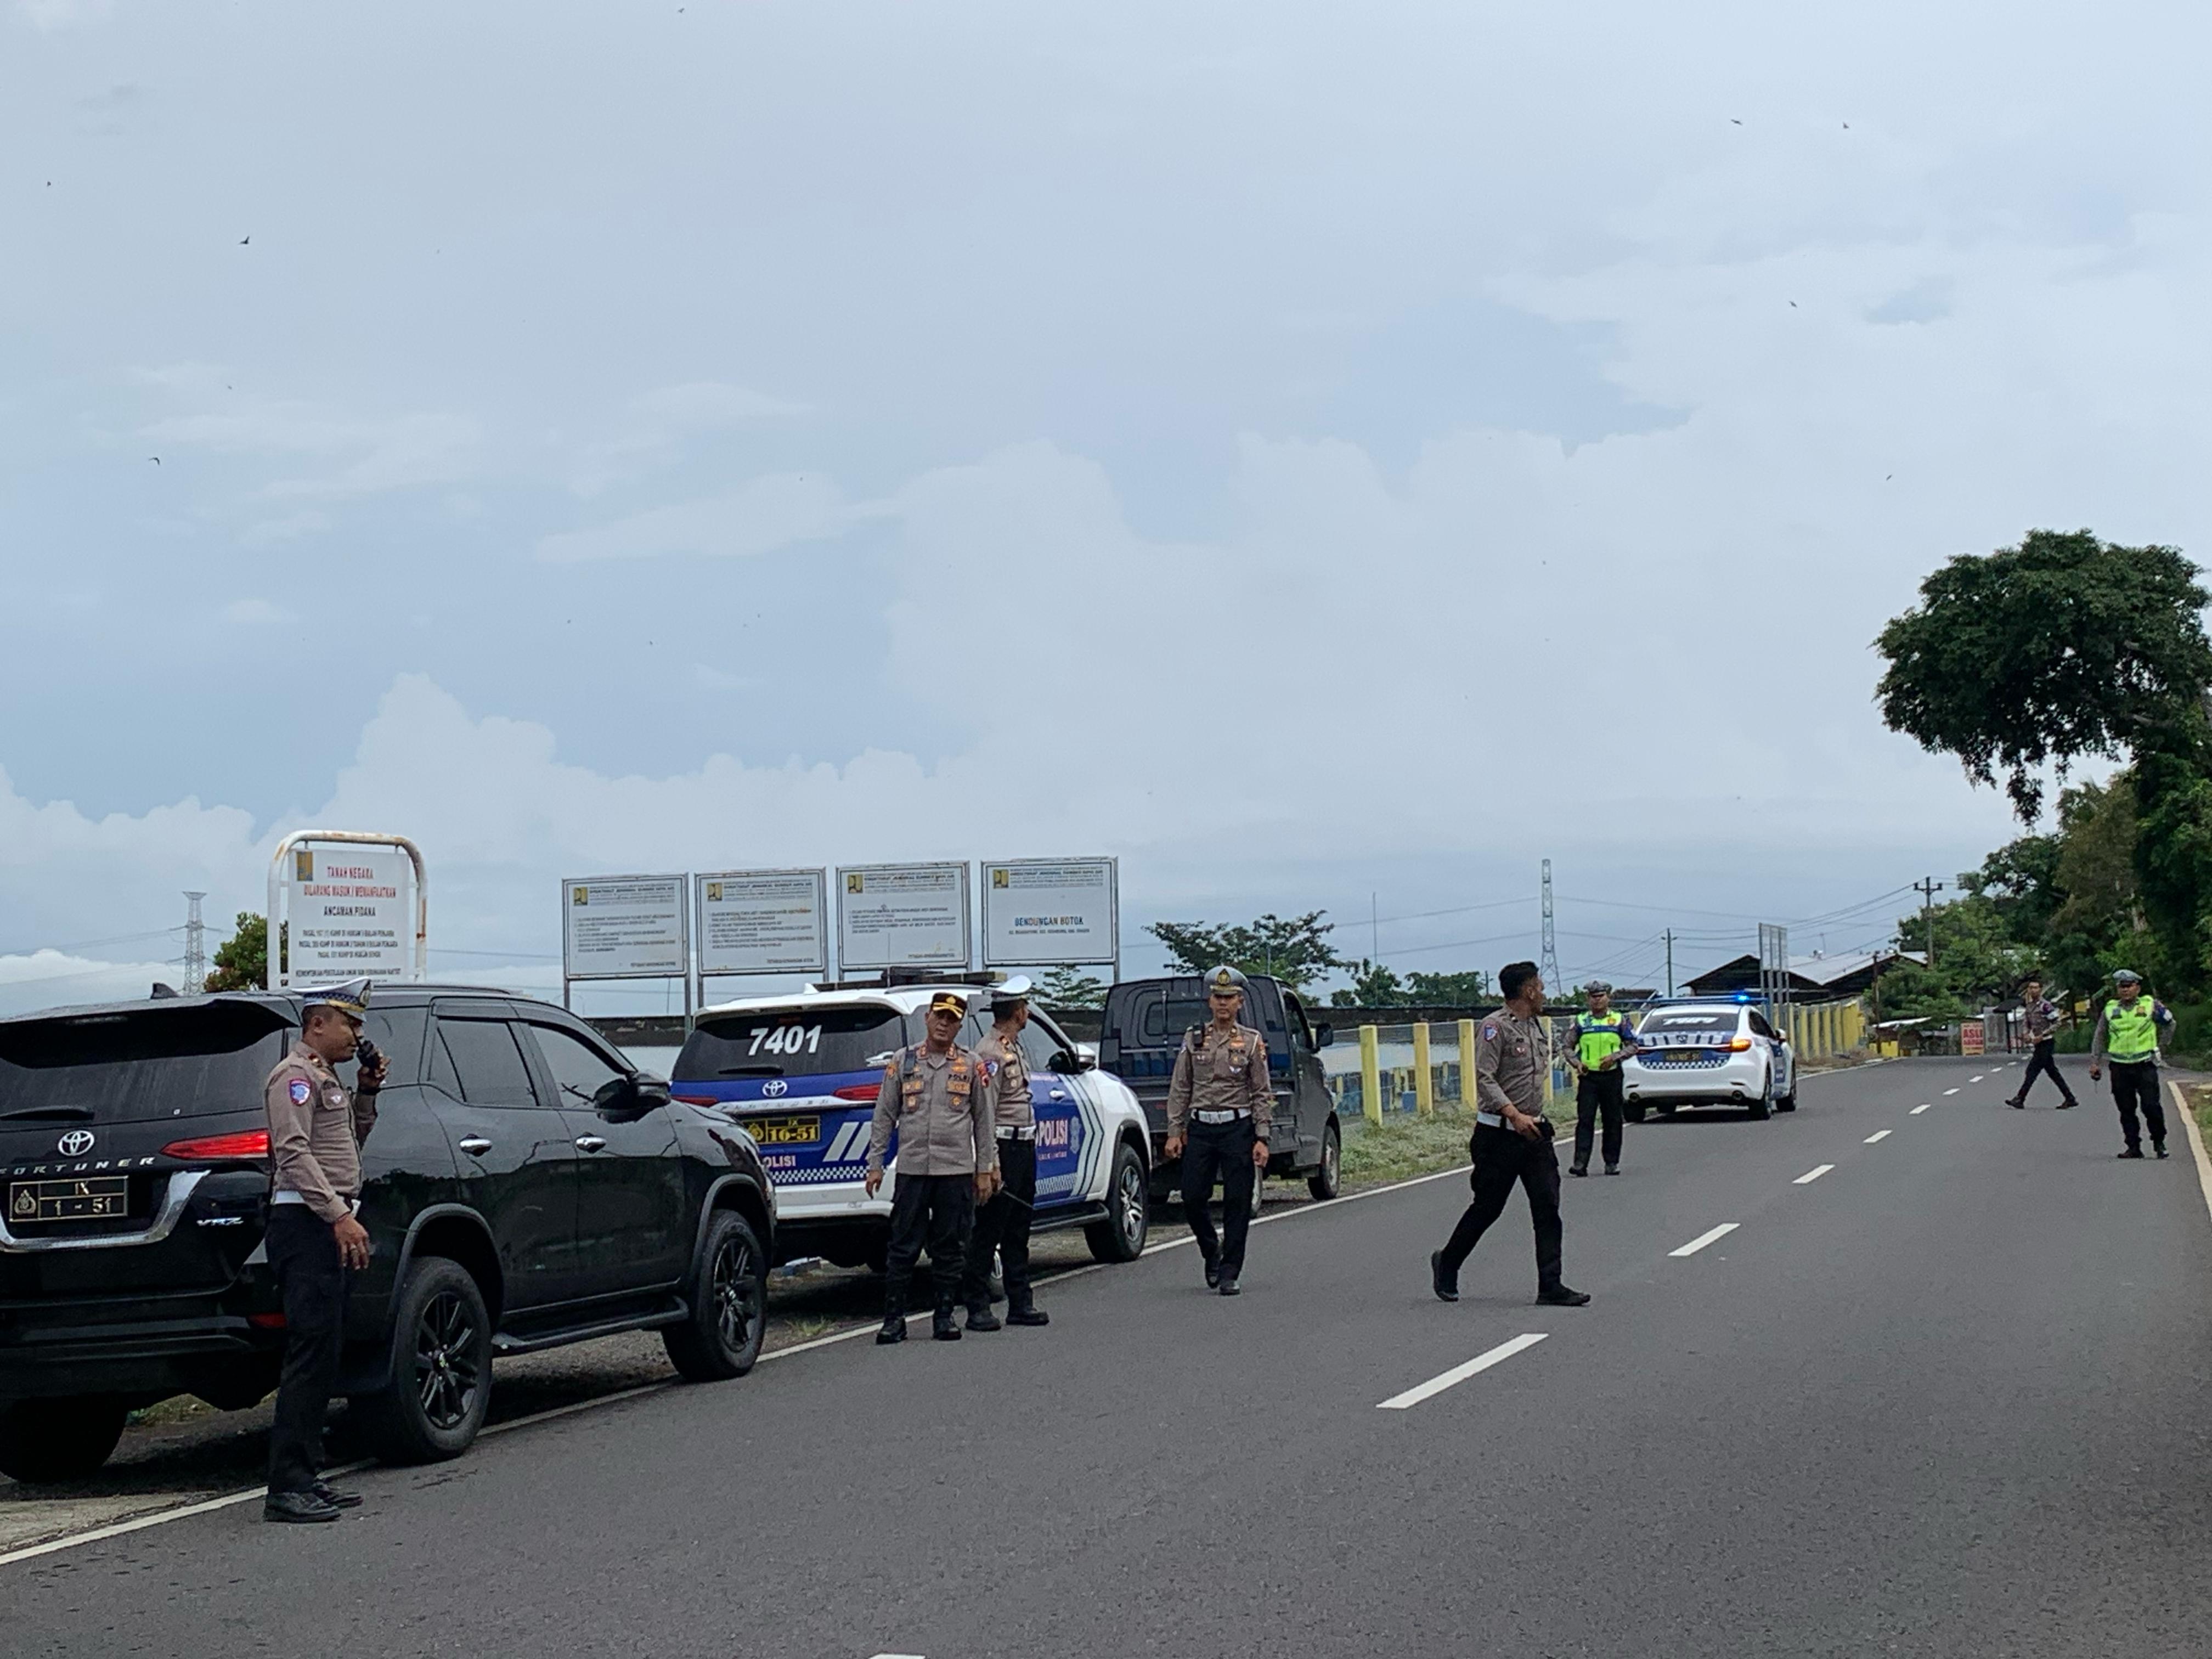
[1085,1141,1150,1263]
[357,1256,493,1464]
[664,1210,767,1382]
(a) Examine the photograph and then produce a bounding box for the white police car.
[670,980,1152,1271]
[1620,996,1797,1121]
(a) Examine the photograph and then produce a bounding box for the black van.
[1097,974,1341,1203]
[0,986,775,1482]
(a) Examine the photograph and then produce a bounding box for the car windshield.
[1638,1010,1741,1035]
[0,1002,292,1125]
[1106,981,1269,1047]
[675,1007,908,1078]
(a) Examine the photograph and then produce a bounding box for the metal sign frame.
[834,861,972,972]
[266,830,427,989]
[979,856,1119,970]
[695,867,831,981]
[1757,922,1790,1018]
[561,873,693,1019]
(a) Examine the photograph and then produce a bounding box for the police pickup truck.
[1097,973,1342,1203]
[670,979,1152,1272]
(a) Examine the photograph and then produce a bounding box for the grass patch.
[1339,1097,1578,1189]
[2188,1082,2212,1144]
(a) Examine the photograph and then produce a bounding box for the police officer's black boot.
[964,1300,1002,1332]
[932,1300,962,1341]
[1005,1291,1049,1327]
[875,1312,907,1345]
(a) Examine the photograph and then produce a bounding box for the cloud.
[221,596,296,625]
[134,371,481,500]
[14,0,114,30]
[567,380,810,498]
[240,510,331,546]
[535,472,850,562]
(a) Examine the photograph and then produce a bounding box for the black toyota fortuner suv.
[0,984,775,1482]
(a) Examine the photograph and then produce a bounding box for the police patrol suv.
[1620,994,1798,1121]
[670,975,1152,1271]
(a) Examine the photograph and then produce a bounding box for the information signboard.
[277,838,421,984]
[980,857,1118,967]
[562,874,690,980]
[836,862,970,970]
[696,868,829,977]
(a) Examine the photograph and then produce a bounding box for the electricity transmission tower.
[183,891,207,992]
[1540,859,1562,992]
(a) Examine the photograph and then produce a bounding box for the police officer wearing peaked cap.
[1164,964,1272,1296]
[262,979,385,1523]
[962,977,1051,1331]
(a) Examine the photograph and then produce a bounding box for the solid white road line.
[1378,1333,1549,1409]
[1669,1223,1739,1257]
[1864,1130,1893,1143]
[2167,1079,2212,1232]
[1910,1104,1931,1115]
[1793,1164,1835,1184]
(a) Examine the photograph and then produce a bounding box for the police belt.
[1192,1109,1251,1125]
[1474,1111,1505,1127]
[995,1124,1037,1142]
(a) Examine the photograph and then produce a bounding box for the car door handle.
[1048,1090,1066,1101]
[457,1136,492,1157]
[574,1136,607,1153]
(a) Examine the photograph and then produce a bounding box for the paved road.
[6,1057,2210,1657]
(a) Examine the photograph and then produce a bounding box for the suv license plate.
[747,1115,822,1146]
[8,1176,129,1223]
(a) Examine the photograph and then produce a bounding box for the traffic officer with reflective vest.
[1430,961,1589,1307]
[1163,964,1272,1296]
[2089,970,2176,1159]
[866,990,999,1343]
[961,977,1049,1331]
[262,979,385,1523]
[1567,980,1638,1177]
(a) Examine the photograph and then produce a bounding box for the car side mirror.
[1053,1050,1094,1074]
[593,1074,668,1121]
[1314,1023,1334,1049]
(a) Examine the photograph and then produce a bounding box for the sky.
[3,1,2204,1017]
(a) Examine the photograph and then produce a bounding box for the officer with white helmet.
[961,977,1051,1331]
[1163,964,1272,1296]
[2089,969,2176,1159]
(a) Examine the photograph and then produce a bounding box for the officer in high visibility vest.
[1567,981,1639,1177]
[2089,969,2175,1159]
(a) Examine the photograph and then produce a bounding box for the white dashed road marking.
[1379,1333,1549,1409]
[1943,1087,1960,1096]
[1865,1129,1893,1143]
[1970,1074,1984,1082]
[1911,1104,1931,1114]
[1795,1164,1835,1184]
[1669,1223,1739,1257]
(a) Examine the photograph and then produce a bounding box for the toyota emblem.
[762,1079,788,1098]
[57,1130,95,1157]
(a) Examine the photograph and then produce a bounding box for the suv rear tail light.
[673,1094,720,1107]
[832,1084,881,1102]
[160,1128,270,1160]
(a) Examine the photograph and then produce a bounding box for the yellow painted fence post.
[1458,1019,1477,1110]
[1359,1024,1382,1125]
[1412,1021,1434,1115]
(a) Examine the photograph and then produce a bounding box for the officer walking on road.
[2089,970,2175,1159]
[1164,965,1272,1297]
[262,979,384,1524]
[962,978,1049,1332]
[1567,980,1638,1177]
[1430,961,1590,1307]
[2005,974,2078,1110]
[866,990,1000,1343]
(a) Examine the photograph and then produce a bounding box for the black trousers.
[1573,1069,1624,1169]
[2109,1061,2166,1152]
[1181,1116,1256,1275]
[265,1205,349,1496]
[963,1139,1036,1310]
[885,1172,975,1313]
[1439,1122,1565,1293]
[2013,1039,2076,1104]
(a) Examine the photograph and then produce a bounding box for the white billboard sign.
[275,837,424,985]
[697,868,830,977]
[836,862,971,970]
[562,874,690,980]
[980,857,1118,967]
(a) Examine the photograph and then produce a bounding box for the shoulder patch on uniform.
[287,1077,312,1105]
[981,1058,998,1078]
[1481,1025,1497,1042]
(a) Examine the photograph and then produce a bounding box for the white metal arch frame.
[265,830,428,989]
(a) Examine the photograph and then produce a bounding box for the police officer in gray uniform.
[1164,964,1272,1296]
[962,977,1049,1331]
[262,979,385,1523]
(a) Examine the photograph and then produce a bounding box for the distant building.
[1681,947,1918,999]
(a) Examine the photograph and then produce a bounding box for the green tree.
[1881,894,2039,1019]
[1404,968,1493,1003]
[1875,529,2212,821]
[1147,911,1348,995]
[204,912,284,992]
[1329,959,1408,1007]
[1034,964,1108,1009]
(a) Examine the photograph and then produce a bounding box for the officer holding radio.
[1163,964,1272,1297]
[262,979,384,1524]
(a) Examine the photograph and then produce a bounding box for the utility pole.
[182,891,207,992]
[1540,859,1561,994]
[1664,928,1675,997]
[1371,891,1379,963]
[1914,876,1946,969]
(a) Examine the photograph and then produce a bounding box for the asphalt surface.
[5,1056,2210,1657]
